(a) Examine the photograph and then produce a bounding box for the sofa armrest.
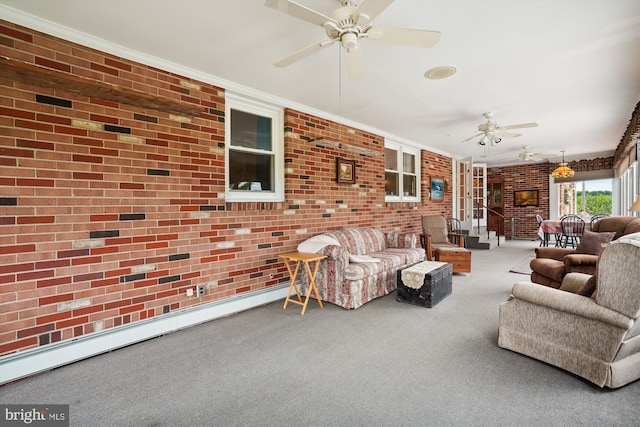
[535,246,575,261]
[559,272,592,293]
[563,253,597,270]
[448,233,465,247]
[386,232,417,249]
[318,244,349,267]
[510,282,631,329]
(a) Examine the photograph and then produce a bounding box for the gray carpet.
[1,240,639,427]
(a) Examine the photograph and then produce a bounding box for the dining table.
[537,219,592,247]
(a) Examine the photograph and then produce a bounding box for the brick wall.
[0,21,452,356]
[488,163,550,239]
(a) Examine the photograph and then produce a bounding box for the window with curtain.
[225,94,284,202]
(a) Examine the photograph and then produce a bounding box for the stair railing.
[474,202,504,247]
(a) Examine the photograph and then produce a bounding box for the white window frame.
[225,93,284,202]
[621,161,638,216]
[384,141,420,202]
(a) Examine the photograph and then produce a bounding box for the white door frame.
[457,156,473,230]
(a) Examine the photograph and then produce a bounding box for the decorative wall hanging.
[514,190,539,207]
[430,177,444,200]
[336,157,356,184]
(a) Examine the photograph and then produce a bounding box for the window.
[556,179,613,217]
[385,142,420,202]
[225,94,284,202]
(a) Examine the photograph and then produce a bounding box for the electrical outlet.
[197,284,205,297]
[186,288,194,297]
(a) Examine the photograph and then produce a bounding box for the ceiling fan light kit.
[518,145,551,162]
[266,0,441,79]
[462,112,538,151]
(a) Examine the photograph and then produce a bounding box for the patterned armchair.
[421,215,465,261]
[499,232,640,388]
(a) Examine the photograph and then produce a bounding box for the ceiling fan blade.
[265,0,334,27]
[461,132,482,143]
[354,0,395,25]
[367,26,441,48]
[344,46,366,80]
[273,40,334,68]
[500,122,538,130]
[494,130,522,138]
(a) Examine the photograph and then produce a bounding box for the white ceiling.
[2,0,639,166]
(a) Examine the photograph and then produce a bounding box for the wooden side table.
[280,252,327,315]
[435,247,471,274]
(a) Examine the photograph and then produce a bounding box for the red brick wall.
[488,163,550,238]
[0,21,452,356]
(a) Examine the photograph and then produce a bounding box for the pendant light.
[551,150,575,178]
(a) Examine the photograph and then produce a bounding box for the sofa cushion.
[378,248,424,266]
[324,228,387,255]
[559,272,592,293]
[529,258,566,284]
[430,227,449,244]
[577,275,597,297]
[343,260,388,281]
[422,216,449,243]
[574,230,615,255]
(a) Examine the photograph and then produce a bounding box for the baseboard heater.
[0,284,290,385]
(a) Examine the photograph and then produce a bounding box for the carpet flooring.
[1,240,638,427]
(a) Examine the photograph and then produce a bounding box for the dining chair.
[446,217,465,248]
[535,214,544,246]
[560,214,585,248]
[590,214,609,229]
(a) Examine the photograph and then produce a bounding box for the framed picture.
[514,190,539,206]
[336,157,356,184]
[431,176,444,200]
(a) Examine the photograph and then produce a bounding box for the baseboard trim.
[0,284,289,385]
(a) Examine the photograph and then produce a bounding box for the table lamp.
[630,195,640,212]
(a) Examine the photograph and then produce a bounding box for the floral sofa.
[297,228,425,309]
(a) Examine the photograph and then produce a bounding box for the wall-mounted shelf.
[0,56,203,117]
[312,138,382,157]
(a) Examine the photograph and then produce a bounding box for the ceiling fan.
[518,146,551,162]
[265,0,441,79]
[462,112,538,146]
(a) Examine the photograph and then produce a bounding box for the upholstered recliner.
[421,215,464,261]
[530,216,640,288]
[499,232,640,388]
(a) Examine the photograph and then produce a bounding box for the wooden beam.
[614,100,640,167]
[0,56,203,117]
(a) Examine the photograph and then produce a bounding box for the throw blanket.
[297,234,340,253]
[619,232,640,248]
[401,261,448,289]
[297,234,382,263]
